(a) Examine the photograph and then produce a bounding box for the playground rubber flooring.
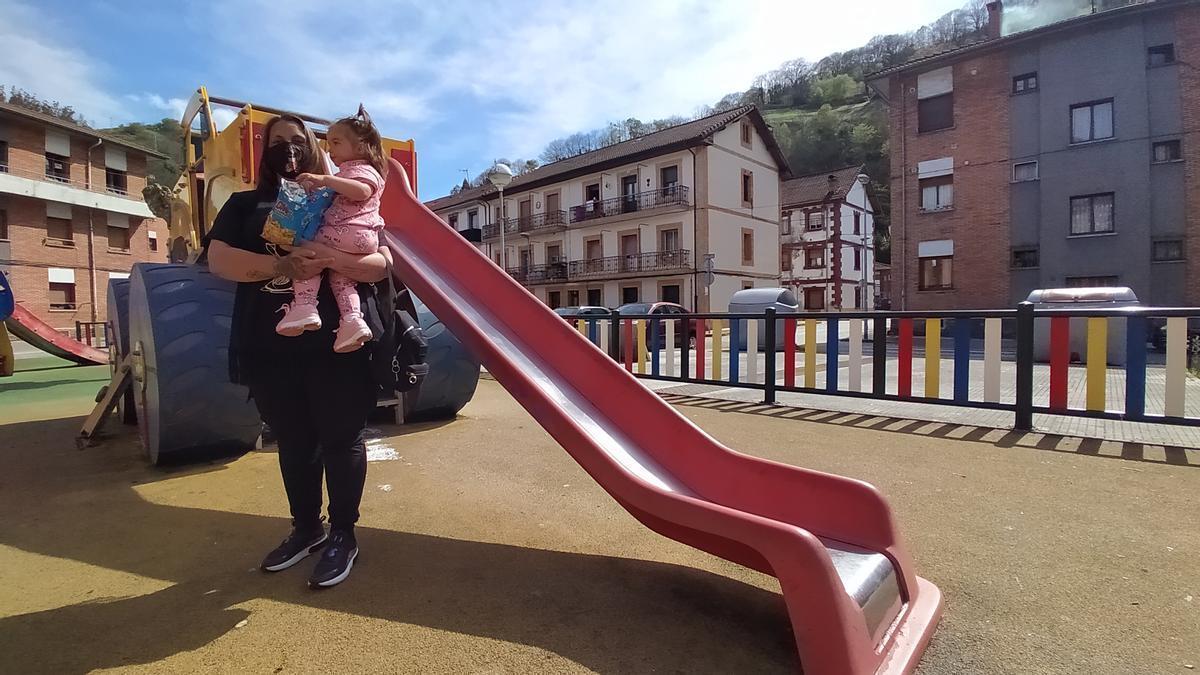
[0,376,1196,674]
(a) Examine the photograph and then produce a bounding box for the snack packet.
[262,179,335,246]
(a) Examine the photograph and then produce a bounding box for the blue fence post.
[764,308,777,404]
[1125,315,1147,420]
[826,317,839,392]
[651,318,661,377]
[588,319,598,346]
[953,318,972,404]
[729,318,741,384]
[1015,302,1035,431]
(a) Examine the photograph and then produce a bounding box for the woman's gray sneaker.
[261,527,328,572]
[308,530,358,588]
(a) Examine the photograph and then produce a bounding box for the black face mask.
[265,141,309,180]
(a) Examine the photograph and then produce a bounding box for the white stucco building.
[779,165,876,310]
[427,106,790,312]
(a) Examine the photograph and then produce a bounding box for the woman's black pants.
[247,350,376,533]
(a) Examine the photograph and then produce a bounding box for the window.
[918,94,954,133]
[781,250,793,272]
[853,211,861,235]
[660,228,680,252]
[0,208,7,240]
[920,175,953,211]
[781,211,792,236]
[854,287,862,308]
[49,282,76,310]
[468,209,478,228]
[741,170,754,207]
[1153,140,1182,163]
[1012,248,1039,268]
[854,248,862,271]
[740,120,753,148]
[148,230,158,251]
[1071,100,1114,143]
[449,213,459,228]
[806,211,824,231]
[660,165,679,197]
[108,224,130,251]
[742,281,754,291]
[1070,193,1115,235]
[919,256,953,291]
[805,247,824,269]
[45,153,70,182]
[1012,72,1038,94]
[46,216,72,243]
[1148,44,1175,67]
[548,291,561,309]
[1152,239,1184,262]
[742,229,754,264]
[587,288,602,306]
[567,290,580,306]
[0,140,8,171]
[1013,161,1039,182]
[1066,275,1118,288]
[662,284,681,304]
[585,183,601,203]
[621,286,639,304]
[105,168,127,195]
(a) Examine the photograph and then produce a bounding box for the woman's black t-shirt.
[206,189,376,383]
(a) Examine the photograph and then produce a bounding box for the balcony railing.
[483,210,568,240]
[570,186,689,224]
[568,249,692,279]
[0,162,140,200]
[506,260,570,284]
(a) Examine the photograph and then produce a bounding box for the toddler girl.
[276,105,387,353]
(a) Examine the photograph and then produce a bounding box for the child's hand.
[295,173,326,191]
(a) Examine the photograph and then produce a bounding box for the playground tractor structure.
[83,87,480,464]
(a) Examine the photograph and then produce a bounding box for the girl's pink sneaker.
[276,303,322,336]
[334,316,372,353]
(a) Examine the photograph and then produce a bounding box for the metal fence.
[563,303,1200,430]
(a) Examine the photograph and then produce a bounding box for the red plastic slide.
[4,303,107,366]
[379,158,942,674]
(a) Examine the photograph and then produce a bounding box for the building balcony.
[569,186,690,224]
[504,250,692,285]
[483,210,568,240]
[0,162,153,218]
[507,260,570,285]
[568,249,692,280]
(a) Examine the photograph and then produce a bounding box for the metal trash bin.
[727,288,799,351]
[1028,287,1138,366]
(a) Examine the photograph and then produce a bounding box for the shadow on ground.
[0,417,796,674]
[659,394,1199,468]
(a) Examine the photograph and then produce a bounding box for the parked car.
[553,306,609,321]
[616,302,698,349]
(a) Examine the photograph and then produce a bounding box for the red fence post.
[898,318,913,398]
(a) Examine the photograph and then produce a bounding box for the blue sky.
[2,0,965,197]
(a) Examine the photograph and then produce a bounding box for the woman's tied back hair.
[331,104,388,179]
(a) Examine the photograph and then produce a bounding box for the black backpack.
[369,267,429,394]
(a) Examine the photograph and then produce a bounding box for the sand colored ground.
[0,372,1197,674]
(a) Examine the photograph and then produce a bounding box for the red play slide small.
[378,157,941,674]
[4,303,107,366]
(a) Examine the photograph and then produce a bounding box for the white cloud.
[0,0,126,125]
[128,93,187,119]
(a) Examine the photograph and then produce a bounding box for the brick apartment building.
[0,102,169,331]
[427,106,790,312]
[868,0,1200,310]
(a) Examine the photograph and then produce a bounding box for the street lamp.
[487,163,514,271]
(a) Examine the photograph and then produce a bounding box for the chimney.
[986,1,1003,39]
